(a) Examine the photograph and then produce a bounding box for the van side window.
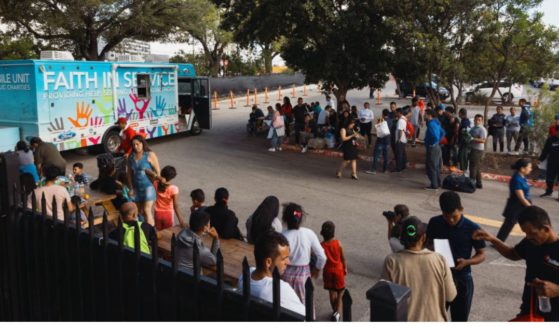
[137,74,151,99]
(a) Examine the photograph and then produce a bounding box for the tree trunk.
[333,83,349,110]
[484,79,500,123]
[261,44,273,74]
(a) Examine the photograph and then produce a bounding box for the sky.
[151,0,559,61]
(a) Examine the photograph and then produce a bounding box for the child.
[190,188,205,213]
[320,221,347,322]
[73,162,90,185]
[154,166,186,230]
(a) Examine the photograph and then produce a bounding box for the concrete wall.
[210,73,305,97]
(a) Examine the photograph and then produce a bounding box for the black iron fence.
[0,187,359,321]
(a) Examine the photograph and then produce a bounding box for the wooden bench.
[157,226,255,286]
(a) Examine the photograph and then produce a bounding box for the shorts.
[154,209,174,231]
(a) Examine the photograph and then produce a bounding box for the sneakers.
[277,147,282,151]
[301,146,308,153]
[424,186,438,190]
[331,312,340,322]
[540,192,552,198]
[365,170,376,175]
[268,148,276,152]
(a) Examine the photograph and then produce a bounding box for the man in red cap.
[117,117,137,155]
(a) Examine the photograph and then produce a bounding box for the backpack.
[405,120,415,139]
[443,174,476,193]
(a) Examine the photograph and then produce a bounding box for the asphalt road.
[62,87,557,321]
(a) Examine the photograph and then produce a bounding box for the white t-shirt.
[326,99,336,111]
[317,110,328,125]
[282,227,326,269]
[27,184,71,219]
[358,108,374,124]
[410,106,421,126]
[397,117,408,143]
[238,267,306,316]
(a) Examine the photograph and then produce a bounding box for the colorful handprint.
[88,136,101,145]
[90,116,104,127]
[117,98,133,120]
[129,88,150,119]
[150,95,166,118]
[48,117,65,132]
[95,89,114,124]
[68,101,93,128]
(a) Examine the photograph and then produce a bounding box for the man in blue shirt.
[516,98,533,153]
[424,109,446,190]
[427,191,486,321]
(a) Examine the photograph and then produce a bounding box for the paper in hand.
[434,239,455,268]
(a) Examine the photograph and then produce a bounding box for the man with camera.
[384,204,410,252]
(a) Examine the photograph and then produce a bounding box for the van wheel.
[190,118,202,135]
[102,129,121,154]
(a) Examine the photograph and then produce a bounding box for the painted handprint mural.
[68,101,93,128]
[129,88,151,119]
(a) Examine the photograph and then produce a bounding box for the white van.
[465,81,523,103]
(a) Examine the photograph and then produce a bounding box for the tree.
[0,31,42,60]
[466,0,559,121]
[174,0,232,77]
[220,0,283,74]
[0,0,190,60]
[388,0,489,107]
[226,0,392,102]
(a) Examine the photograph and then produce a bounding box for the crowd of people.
[10,99,559,321]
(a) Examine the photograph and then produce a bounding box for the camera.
[383,211,396,220]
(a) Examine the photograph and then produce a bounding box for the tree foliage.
[222,0,393,100]
[172,0,232,77]
[0,0,190,60]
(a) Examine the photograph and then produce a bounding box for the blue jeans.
[450,272,474,321]
[271,129,283,148]
[371,138,389,172]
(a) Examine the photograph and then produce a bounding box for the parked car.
[465,81,523,103]
[397,80,450,100]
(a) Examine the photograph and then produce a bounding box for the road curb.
[281,144,549,190]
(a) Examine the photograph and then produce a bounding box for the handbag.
[375,121,390,138]
[510,286,545,322]
[275,126,285,137]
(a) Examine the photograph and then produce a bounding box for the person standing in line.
[473,206,559,321]
[358,102,374,147]
[383,217,457,321]
[496,159,533,242]
[427,191,486,322]
[320,221,347,322]
[293,97,308,150]
[325,94,336,112]
[366,109,391,174]
[515,98,533,154]
[410,98,422,147]
[387,102,398,159]
[505,107,521,153]
[281,203,327,307]
[442,107,460,167]
[424,109,445,190]
[469,115,487,189]
[394,108,408,173]
[269,103,285,152]
[457,108,472,172]
[281,97,293,138]
[336,118,360,179]
[489,106,506,153]
[538,118,559,199]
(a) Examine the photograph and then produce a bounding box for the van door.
[193,77,211,129]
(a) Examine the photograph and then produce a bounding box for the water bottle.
[539,296,551,313]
